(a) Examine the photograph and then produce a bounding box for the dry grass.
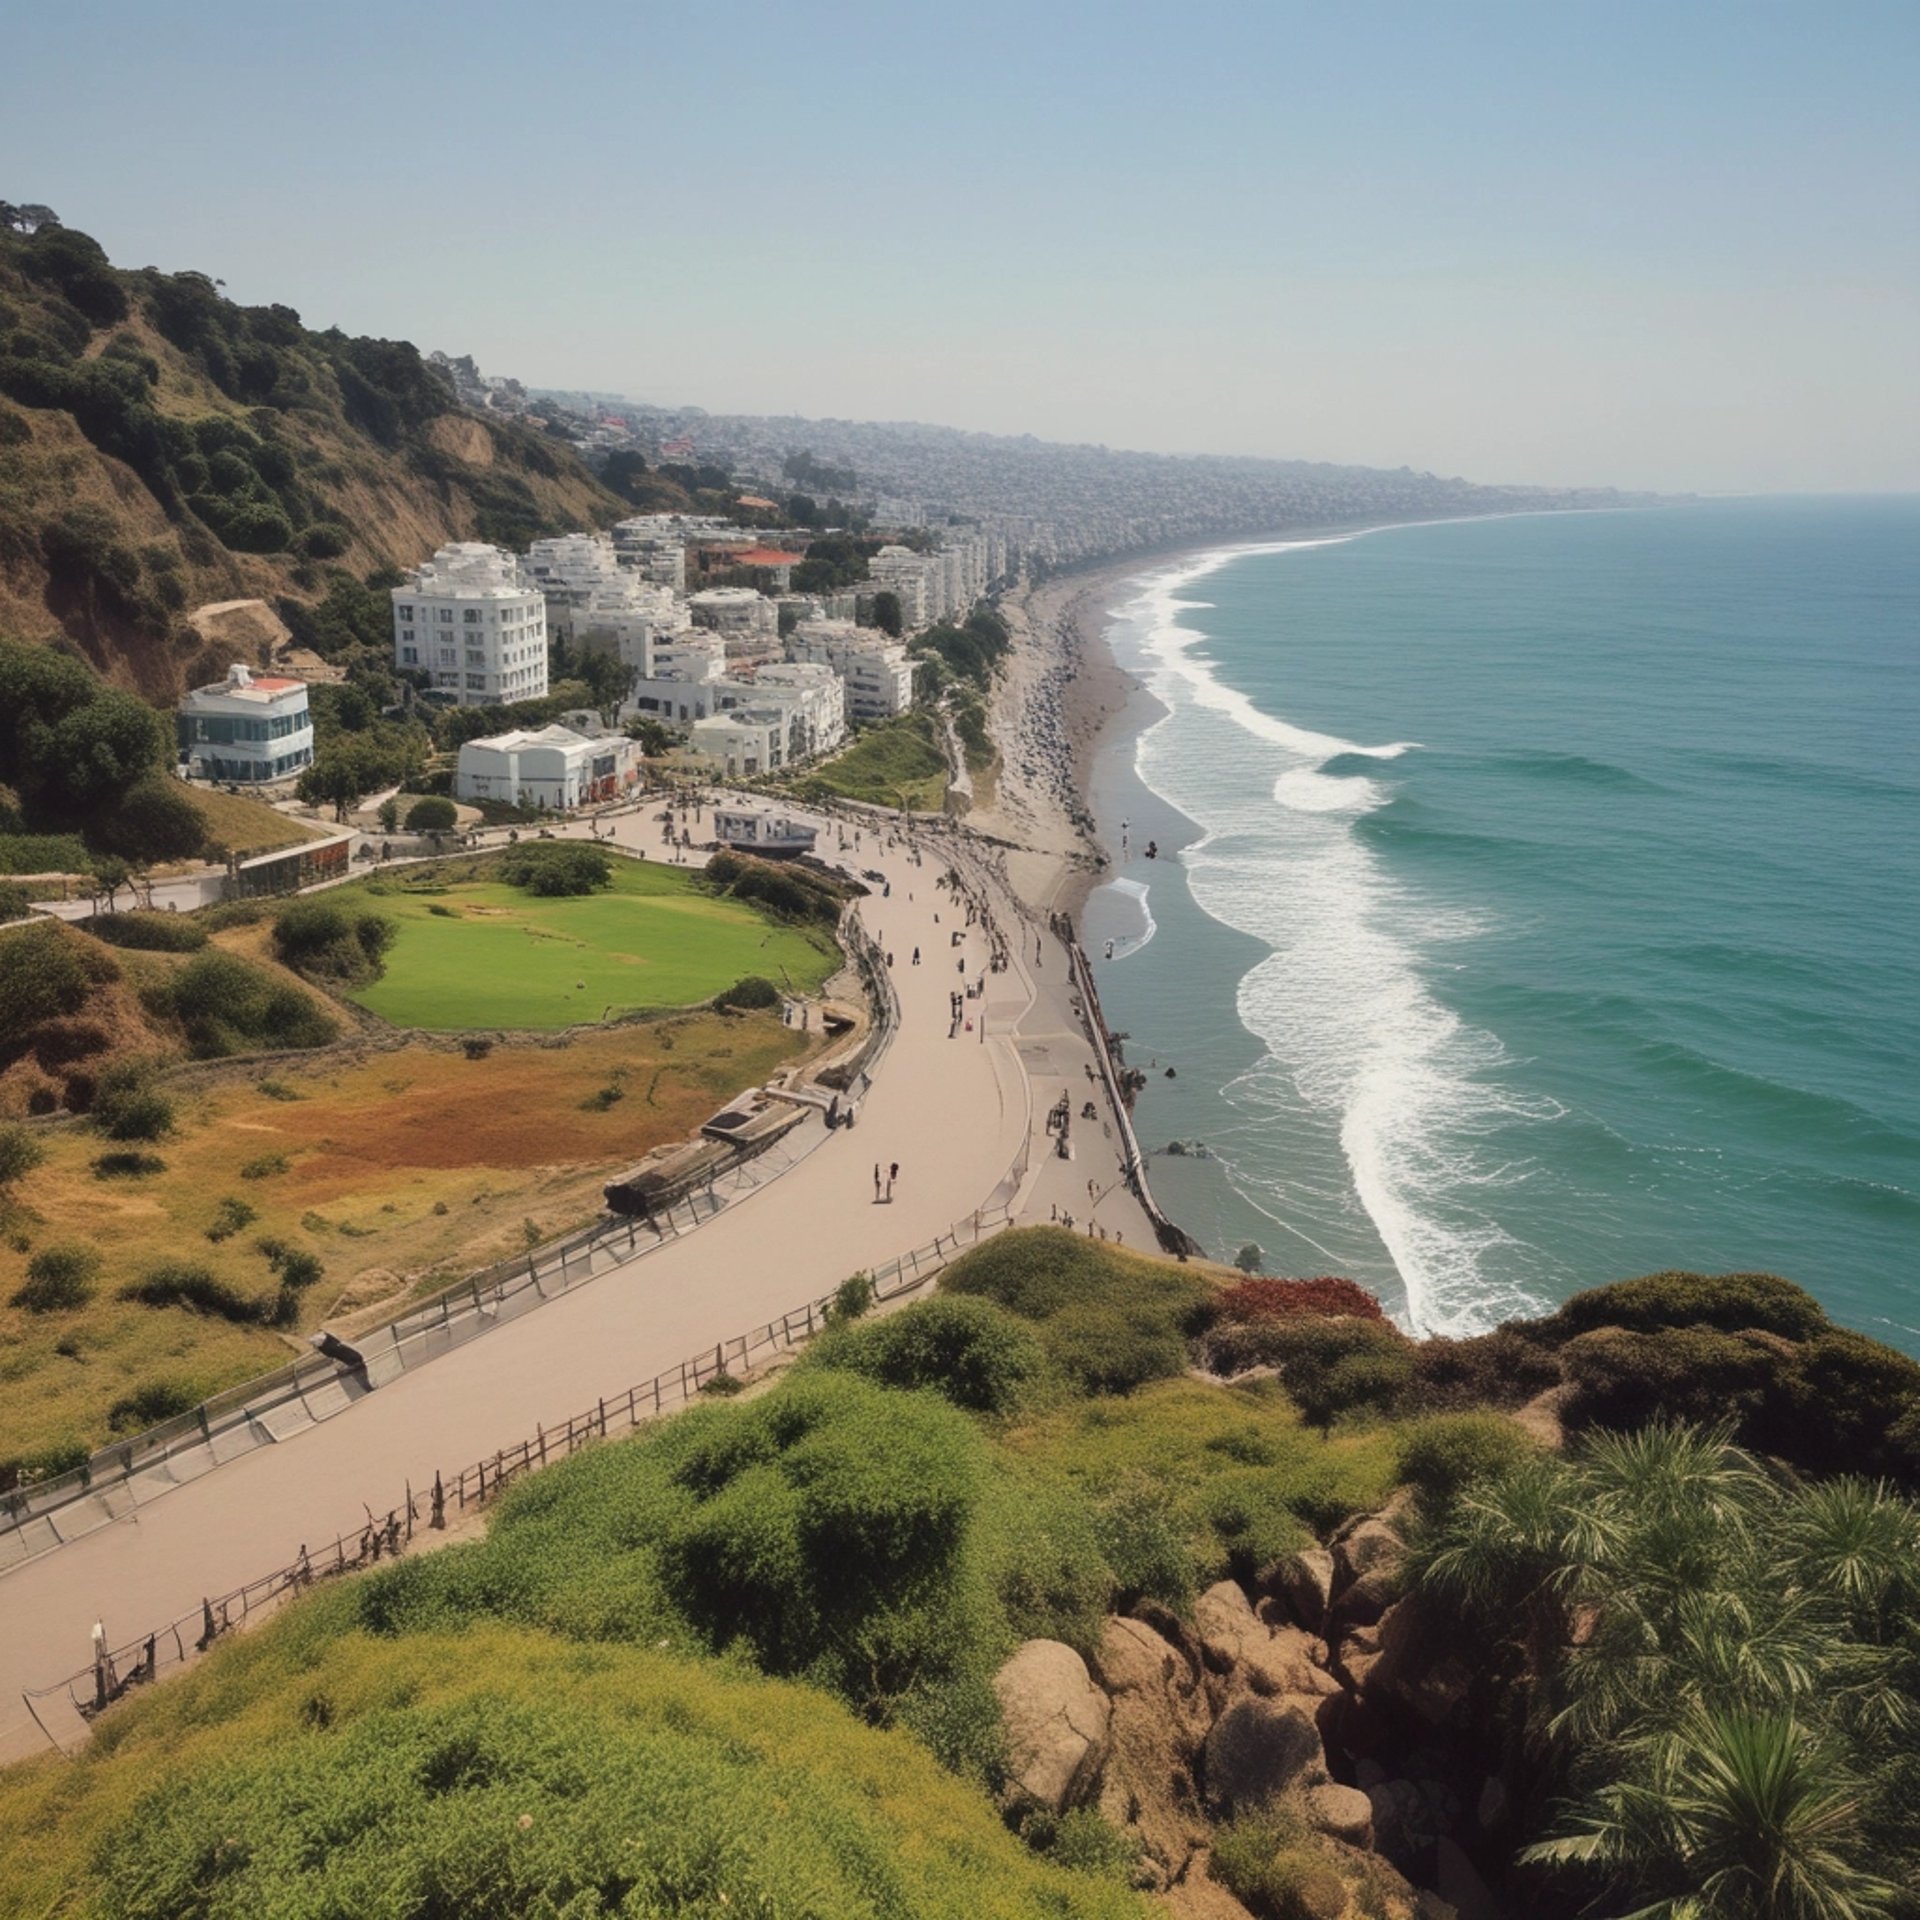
[184,789,325,859]
[0,1011,809,1471]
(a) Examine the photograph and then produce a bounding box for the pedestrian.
[889,1161,900,1194]
[873,1162,881,1202]
[912,946,921,965]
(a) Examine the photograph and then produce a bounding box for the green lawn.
[342,858,839,1030]
[798,712,948,811]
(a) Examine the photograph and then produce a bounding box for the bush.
[271,898,395,986]
[122,1260,290,1327]
[79,909,207,951]
[91,1149,166,1179]
[151,948,338,1056]
[1209,1809,1349,1920]
[1219,1277,1386,1324]
[1541,1269,1828,1344]
[703,849,848,924]
[90,1060,175,1140]
[1405,1325,1562,1413]
[940,1227,1213,1395]
[240,1151,290,1179]
[805,1295,1047,1413]
[94,775,207,863]
[1396,1412,1536,1513]
[0,880,29,921]
[403,795,456,832]
[206,1195,257,1242]
[260,1242,324,1290]
[496,841,612,897]
[105,1377,201,1435]
[826,1269,875,1326]
[11,1243,101,1311]
[0,922,107,1047]
[714,973,780,1012]
[0,1120,46,1185]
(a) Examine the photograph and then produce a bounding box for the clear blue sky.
[6,1,1917,492]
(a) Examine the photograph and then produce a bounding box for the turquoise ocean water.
[1082,498,1920,1352]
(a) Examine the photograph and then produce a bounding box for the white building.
[866,545,931,629]
[754,661,846,761]
[454,723,642,810]
[689,586,780,662]
[628,633,729,728]
[687,709,787,780]
[393,543,548,707]
[175,664,314,785]
[523,531,688,692]
[786,618,918,721]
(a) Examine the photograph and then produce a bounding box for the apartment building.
[392,543,548,707]
[175,664,314,785]
[786,618,918,720]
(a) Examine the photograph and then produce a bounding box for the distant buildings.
[176,664,314,785]
[689,586,781,663]
[453,721,642,810]
[393,543,548,707]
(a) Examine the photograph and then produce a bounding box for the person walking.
[873,1162,882,1202]
[888,1161,900,1201]
[912,946,921,966]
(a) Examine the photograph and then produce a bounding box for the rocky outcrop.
[1261,1547,1336,1632]
[1328,1505,1409,1630]
[992,1639,1111,1814]
[1195,1579,1340,1700]
[1307,1782,1376,1848]
[1090,1614,1212,1885]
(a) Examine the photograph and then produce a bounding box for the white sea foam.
[1115,540,1549,1334]
[1104,877,1157,957]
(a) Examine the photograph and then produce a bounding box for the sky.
[6,1,1918,494]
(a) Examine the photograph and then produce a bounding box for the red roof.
[249,676,303,690]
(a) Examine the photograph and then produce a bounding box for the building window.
[402,648,418,665]
[438,608,453,623]
[398,605,413,621]
[463,608,481,625]
[401,627,414,642]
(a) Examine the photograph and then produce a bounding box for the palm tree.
[1522,1709,1897,1920]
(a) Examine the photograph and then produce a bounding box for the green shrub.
[91,1149,166,1178]
[1541,1269,1828,1344]
[940,1227,1213,1396]
[496,841,612,896]
[205,1195,257,1243]
[1020,1807,1143,1883]
[0,880,30,921]
[272,1248,324,1290]
[804,1295,1046,1413]
[1405,1325,1562,1412]
[1395,1412,1536,1514]
[122,1260,289,1327]
[11,1243,101,1311]
[239,1151,289,1180]
[0,1119,46,1184]
[714,973,780,1012]
[151,947,338,1057]
[105,1377,202,1434]
[90,1060,175,1140]
[271,898,395,986]
[78,909,208,951]
[1209,1808,1349,1920]
[826,1269,875,1325]
[702,851,848,924]
[697,1370,744,1396]
[403,795,457,832]
[0,921,108,1046]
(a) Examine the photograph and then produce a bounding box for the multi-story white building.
[866,545,931,629]
[628,634,729,729]
[688,586,782,666]
[175,664,314,785]
[687,709,787,780]
[453,722,642,810]
[393,543,548,707]
[786,618,918,721]
[523,531,688,696]
[754,662,846,761]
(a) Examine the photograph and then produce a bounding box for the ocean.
[1081,497,1920,1353]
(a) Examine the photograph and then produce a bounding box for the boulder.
[1195,1579,1340,1698]
[1090,1615,1212,1878]
[1260,1546,1336,1631]
[1203,1695,1326,1817]
[1306,1782,1376,1849]
[993,1639,1111,1814]
[1366,1778,1436,1876]
[1363,1598,1474,1727]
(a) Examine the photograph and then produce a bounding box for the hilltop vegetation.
[5,1229,1916,1917]
[0,213,624,694]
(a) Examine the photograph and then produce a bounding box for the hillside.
[0,214,627,697]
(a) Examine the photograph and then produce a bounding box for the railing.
[19,1202,1017,1755]
[0,902,901,1568]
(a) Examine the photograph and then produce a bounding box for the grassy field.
[798,711,949,811]
[0,1012,809,1475]
[339,857,840,1031]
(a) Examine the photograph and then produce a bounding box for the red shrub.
[1218,1277,1386,1324]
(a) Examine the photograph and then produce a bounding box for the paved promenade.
[0,802,1153,1760]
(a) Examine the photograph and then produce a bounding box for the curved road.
[0,800,1153,1760]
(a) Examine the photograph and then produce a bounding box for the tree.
[872,590,903,638]
[376,797,399,833]
[0,1121,46,1186]
[91,855,132,913]
[97,775,205,863]
[403,795,456,832]
[1234,1244,1265,1275]
[625,717,671,757]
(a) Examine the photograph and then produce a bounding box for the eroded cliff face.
[0,222,625,696]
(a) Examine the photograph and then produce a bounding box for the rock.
[1306,1782,1375,1849]
[1334,1512,1406,1585]
[992,1639,1111,1814]
[1366,1778,1439,1876]
[1364,1598,1474,1727]
[1261,1546,1336,1631]
[1195,1579,1339,1698]
[1475,1775,1509,1833]
[1203,1696,1326,1816]
[1089,1616,1212,1878]
[1435,1839,1501,1920]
